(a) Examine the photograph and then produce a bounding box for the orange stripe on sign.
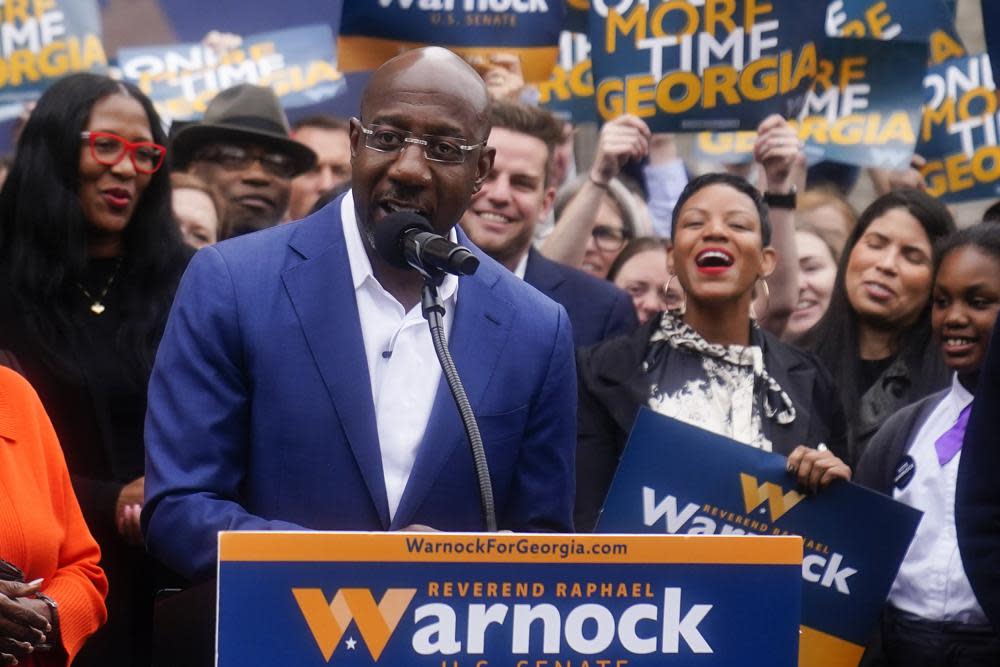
[336,35,558,82]
[218,532,802,565]
[799,624,866,667]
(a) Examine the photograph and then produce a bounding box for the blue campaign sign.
[917,53,1000,203]
[339,2,565,82]
[0,0,107,105]
[597,409,922,667]
[825,0,965,64]
[539,31,599,123]
[984,0,1000,88]
[118,24,344,124]
[217,531,802,667]
[588,0,827,132]
[798,38,927,169]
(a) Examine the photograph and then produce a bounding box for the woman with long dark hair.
[575,173,849,531]
[806,189,955,465]
[0,73,190,665]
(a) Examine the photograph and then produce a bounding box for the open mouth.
[380,200,428,219]
[475,211,512,225]
[695,248,734,273]
[942,336,977,352]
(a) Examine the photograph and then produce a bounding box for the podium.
[215,531,802,666]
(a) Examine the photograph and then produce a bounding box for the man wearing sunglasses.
[170,84,316,238]
[460,100,637,347]
[145,47,576,584]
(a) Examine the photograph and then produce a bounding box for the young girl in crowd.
[575,173,850,531]
[856,224,1000,666]
[807,189,956,464]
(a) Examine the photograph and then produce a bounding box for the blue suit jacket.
[143,196,577,580]
[523,249,637,347]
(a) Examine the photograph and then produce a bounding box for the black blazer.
[575,315,848,531]
[957,320,1000,630]
[524,248,637,347]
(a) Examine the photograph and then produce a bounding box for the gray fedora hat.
[170,84,317,175]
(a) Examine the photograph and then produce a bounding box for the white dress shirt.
[888,373,987,623]
[341,193,458,520]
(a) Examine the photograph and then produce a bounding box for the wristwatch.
[764,186,797,210]
[33,592,59,652]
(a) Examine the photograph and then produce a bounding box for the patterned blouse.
[643,312,796,451]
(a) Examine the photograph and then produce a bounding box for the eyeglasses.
[81,131,167,174]
[194,145,297,179]
[359,122,483,164]
[592,224,632,252]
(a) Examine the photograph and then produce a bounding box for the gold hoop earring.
[751,277,770,320]
[664,274,686,315]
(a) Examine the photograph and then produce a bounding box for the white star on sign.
[345,637,357,650]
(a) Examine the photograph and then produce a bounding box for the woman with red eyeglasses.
[0,73,190,665]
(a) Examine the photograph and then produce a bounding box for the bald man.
[143,48,577,580]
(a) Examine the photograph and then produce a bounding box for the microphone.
[373,212,480,277]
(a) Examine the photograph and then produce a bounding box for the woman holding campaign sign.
[855,223,1000,666]
[0,73,190,665]
[575,170,850,532]
[805,190,955,466]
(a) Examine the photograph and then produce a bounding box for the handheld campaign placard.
[588,0,826,131]
[0,0,106,107]
[597,409,922,667]
[917,53,1000,203]
[117,24,344,124]
[539,31,599,123]
[339,2,564,83]
[798,38,927,169]
[217,531,802,666]
[825,0,965,64]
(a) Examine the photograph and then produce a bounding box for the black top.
[0,250,190,666]
[858,356,895,396]
[575,313,848,532]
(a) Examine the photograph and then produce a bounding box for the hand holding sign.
[469,52,526,101]
[786,445,852,495]
[590,114,651,186]
[753,114,805,192]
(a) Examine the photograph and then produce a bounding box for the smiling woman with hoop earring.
[574,172,851,532]
[0,73,191,665]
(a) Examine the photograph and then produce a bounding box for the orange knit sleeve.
[12,372,109,665]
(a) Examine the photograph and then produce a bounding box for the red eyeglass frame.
[80,131,167,174]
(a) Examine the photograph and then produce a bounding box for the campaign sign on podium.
[597,409,922,667]
[217,531,802,666]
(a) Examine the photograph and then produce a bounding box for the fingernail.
[786,463,795,473]
[26,578,43,587]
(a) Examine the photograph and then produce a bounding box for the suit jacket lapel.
[391,250,514,529]
[282,207,391,528]
[523,248,565,294]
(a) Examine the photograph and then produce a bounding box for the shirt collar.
[512,250,529,280]
[949,372,974,409]
[341,191,459,302]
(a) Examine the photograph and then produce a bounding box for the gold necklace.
[76,258,123,315]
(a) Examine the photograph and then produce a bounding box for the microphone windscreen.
[372,211,434,270]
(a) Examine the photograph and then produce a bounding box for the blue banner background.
[800,38,928,168]
[118,24,344,123]
[597,409,921,647]
[588,0,828,131]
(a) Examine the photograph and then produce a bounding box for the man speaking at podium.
[143,47,576,582]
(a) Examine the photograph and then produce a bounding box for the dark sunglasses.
[195,145,297,179]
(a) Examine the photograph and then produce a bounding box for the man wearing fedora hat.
[171,83,316,238]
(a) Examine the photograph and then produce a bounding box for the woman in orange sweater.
[0,365,107,665]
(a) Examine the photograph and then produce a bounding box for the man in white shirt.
[143,47,577,582]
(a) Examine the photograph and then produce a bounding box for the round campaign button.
[893,455,916,491]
